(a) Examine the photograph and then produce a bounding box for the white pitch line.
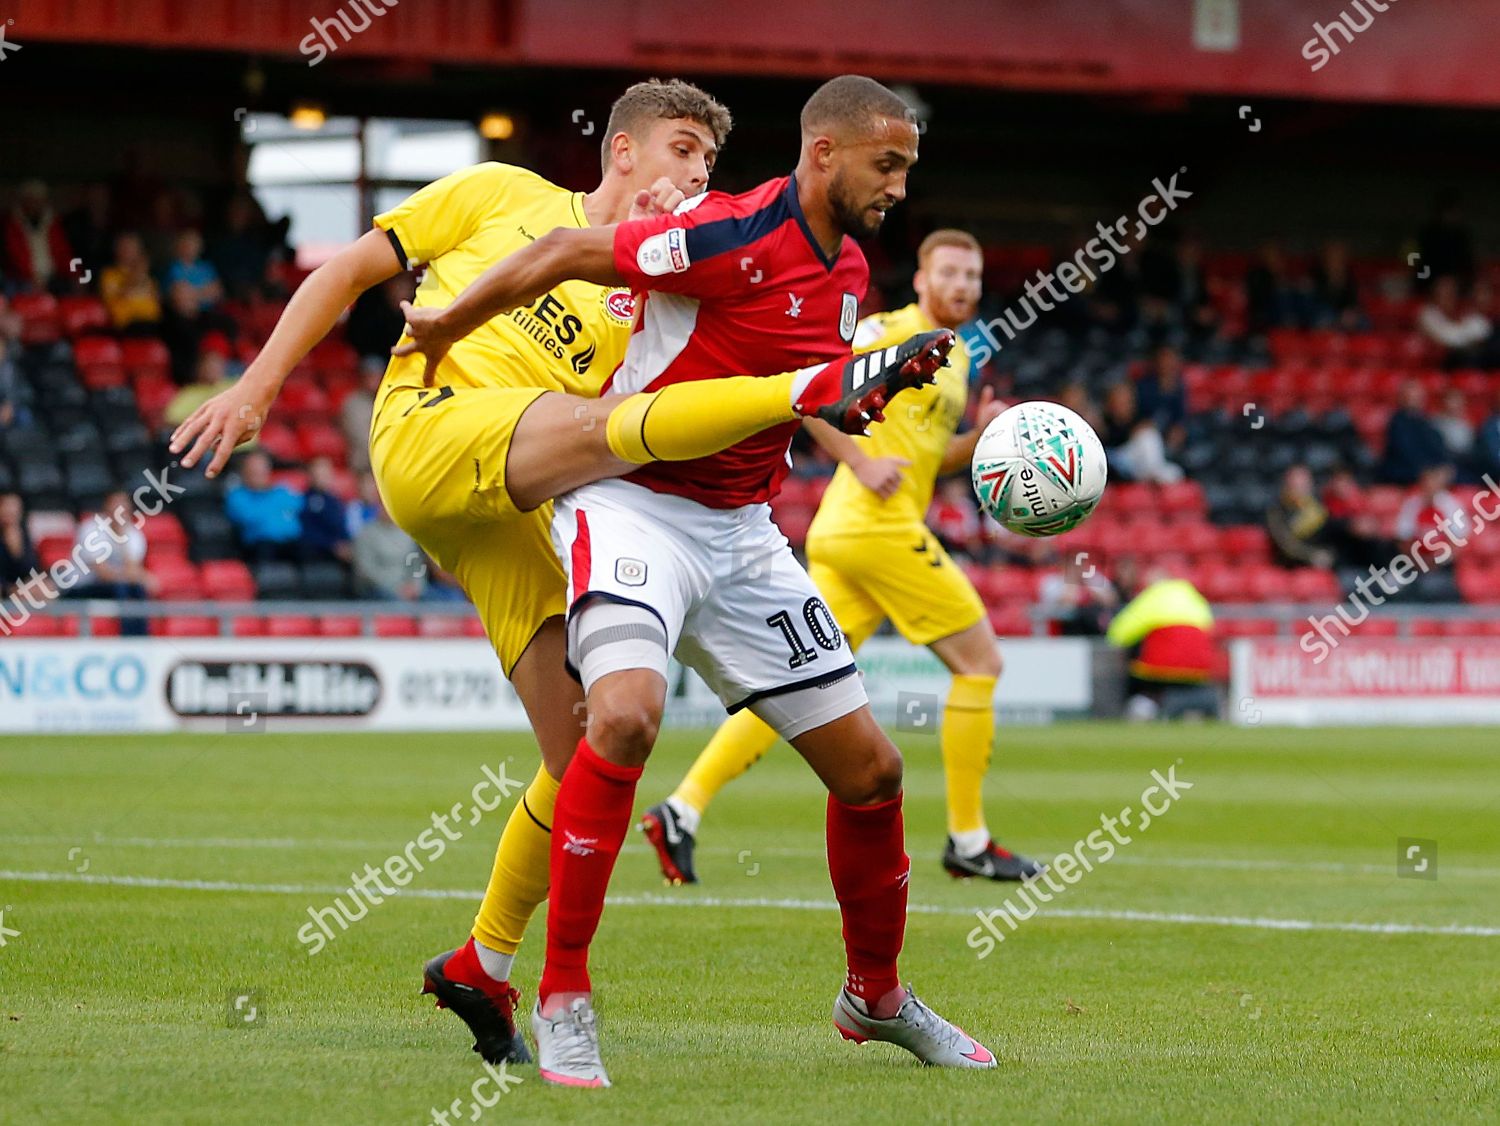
[2,870,1496,939]
[4,834,1498,880]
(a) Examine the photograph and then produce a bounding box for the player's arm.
[937,385,1004,476]
[396,178,686,382]
[394,225,621,378]
[803,418,908,501]
[171,229,403,477]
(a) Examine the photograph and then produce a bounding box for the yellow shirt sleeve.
[373,162,514,267]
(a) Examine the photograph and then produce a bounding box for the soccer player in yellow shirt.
[642,229,1046,884]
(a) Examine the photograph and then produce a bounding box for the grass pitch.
[1,724,1496,1123]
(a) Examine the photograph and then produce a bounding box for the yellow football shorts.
[805,526,986,650]
[369,381,564,675]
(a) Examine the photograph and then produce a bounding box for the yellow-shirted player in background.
[642,229,1047,884]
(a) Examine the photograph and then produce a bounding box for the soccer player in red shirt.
[401,75,993,1086]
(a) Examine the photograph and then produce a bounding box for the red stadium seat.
[154,615,221,637]
[1410,619,1446,637]
[987,604,1032,637]
[59,295,111,337]
[36,534,74,569]
[146,557,204,600]
[1220,526,1271,560]
[13,293,61,344]
[296,423,348,464]
[73,335,126,389]
[140,513,189,557]
[374,615,419,637]
[200,560,257,601]
[121,337,172,381]
[2,613,61,637]
[232,616,268,636]
[255,422,302,462]
[265,615,319,637]
[319,615,365,637]
[419,616,477,637]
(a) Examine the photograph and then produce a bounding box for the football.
[970,401,1108,536]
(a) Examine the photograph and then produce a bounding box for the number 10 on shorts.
[766,598,843,669]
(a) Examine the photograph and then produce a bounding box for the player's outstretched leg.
[503,330,955,510]
[640,708,779,884]
[790,706,996,1069]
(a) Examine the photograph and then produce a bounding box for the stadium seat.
[296,423,348,464]
[231,616,268,636]
[73,336,127,389]
[59,296,111,337]
[140,513,189,557]
[251,562,300,600]
[418,616,478,637]
[300,560,349,600]
[13,293,61,344]
[199,560,258,602]
[318,615,365,637]
[373,615,419,637]
[121,337,172,382]
[264,615,319,637]
[154,615,221,637]
[986,605,1032,637]
[3,613,61,637]
[146,556,204,600]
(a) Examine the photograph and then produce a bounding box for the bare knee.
[959,644,1003,680]
[585,689,661,767]
[831,742,904,805]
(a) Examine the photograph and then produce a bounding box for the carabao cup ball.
[970,401,1108,536]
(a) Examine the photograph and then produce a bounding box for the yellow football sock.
[605,372,800,465]
[942,674,996,837]
[471,764,560,956]
[673,709,780,815]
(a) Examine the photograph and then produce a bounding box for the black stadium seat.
[300,560,349,600]
[252,561,301,600]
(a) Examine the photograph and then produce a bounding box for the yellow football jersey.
[373,162,634,396]
[807,303,971,536]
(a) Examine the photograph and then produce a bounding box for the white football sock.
[473,938,514,983]
[665,794,701,837]
[952,827,991,859]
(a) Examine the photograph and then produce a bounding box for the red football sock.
[826,793,909,1007]
[537,738,642,1002]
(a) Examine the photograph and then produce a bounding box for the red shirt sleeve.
[611,192,747,299]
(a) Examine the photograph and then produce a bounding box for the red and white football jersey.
[609,174,868,509]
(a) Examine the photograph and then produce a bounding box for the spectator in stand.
[1106,566,1220,721]
[1417,276,1494,370]
[346,470,382,539]
[1476,387,1500,486]
[160,280,237,385]
[1101,381,1183,484]
[300,456,351,565]
[340,360,382,472]
[1136,344,1188,455]
[1037,556,1119,636]
[1396,464,1469,553]
[1057,380,1103,434]
[224,451,304,565]
[62,183,114,281]
[928,478,982,559]
[352,501,425,600]
[68,489,157,636]
[163,344,234,430]
[99,232,162,332]
[1309,240,1364,331]
[1,336,33,432]
[163,229,224,312]
[208,193,273,301]
[1268,464,1390,570]
[1417,192,1475,294]
[1321,465,1365,523]
[2,180,73,292]
[1432,387,1477,480]
[1,492,41,601]
[347,275,413,364]
[1245,241,1305,332]
[140,189,180,272]
[1380,380,1449,485]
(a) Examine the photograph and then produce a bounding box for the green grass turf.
[1,724,1496,1124]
